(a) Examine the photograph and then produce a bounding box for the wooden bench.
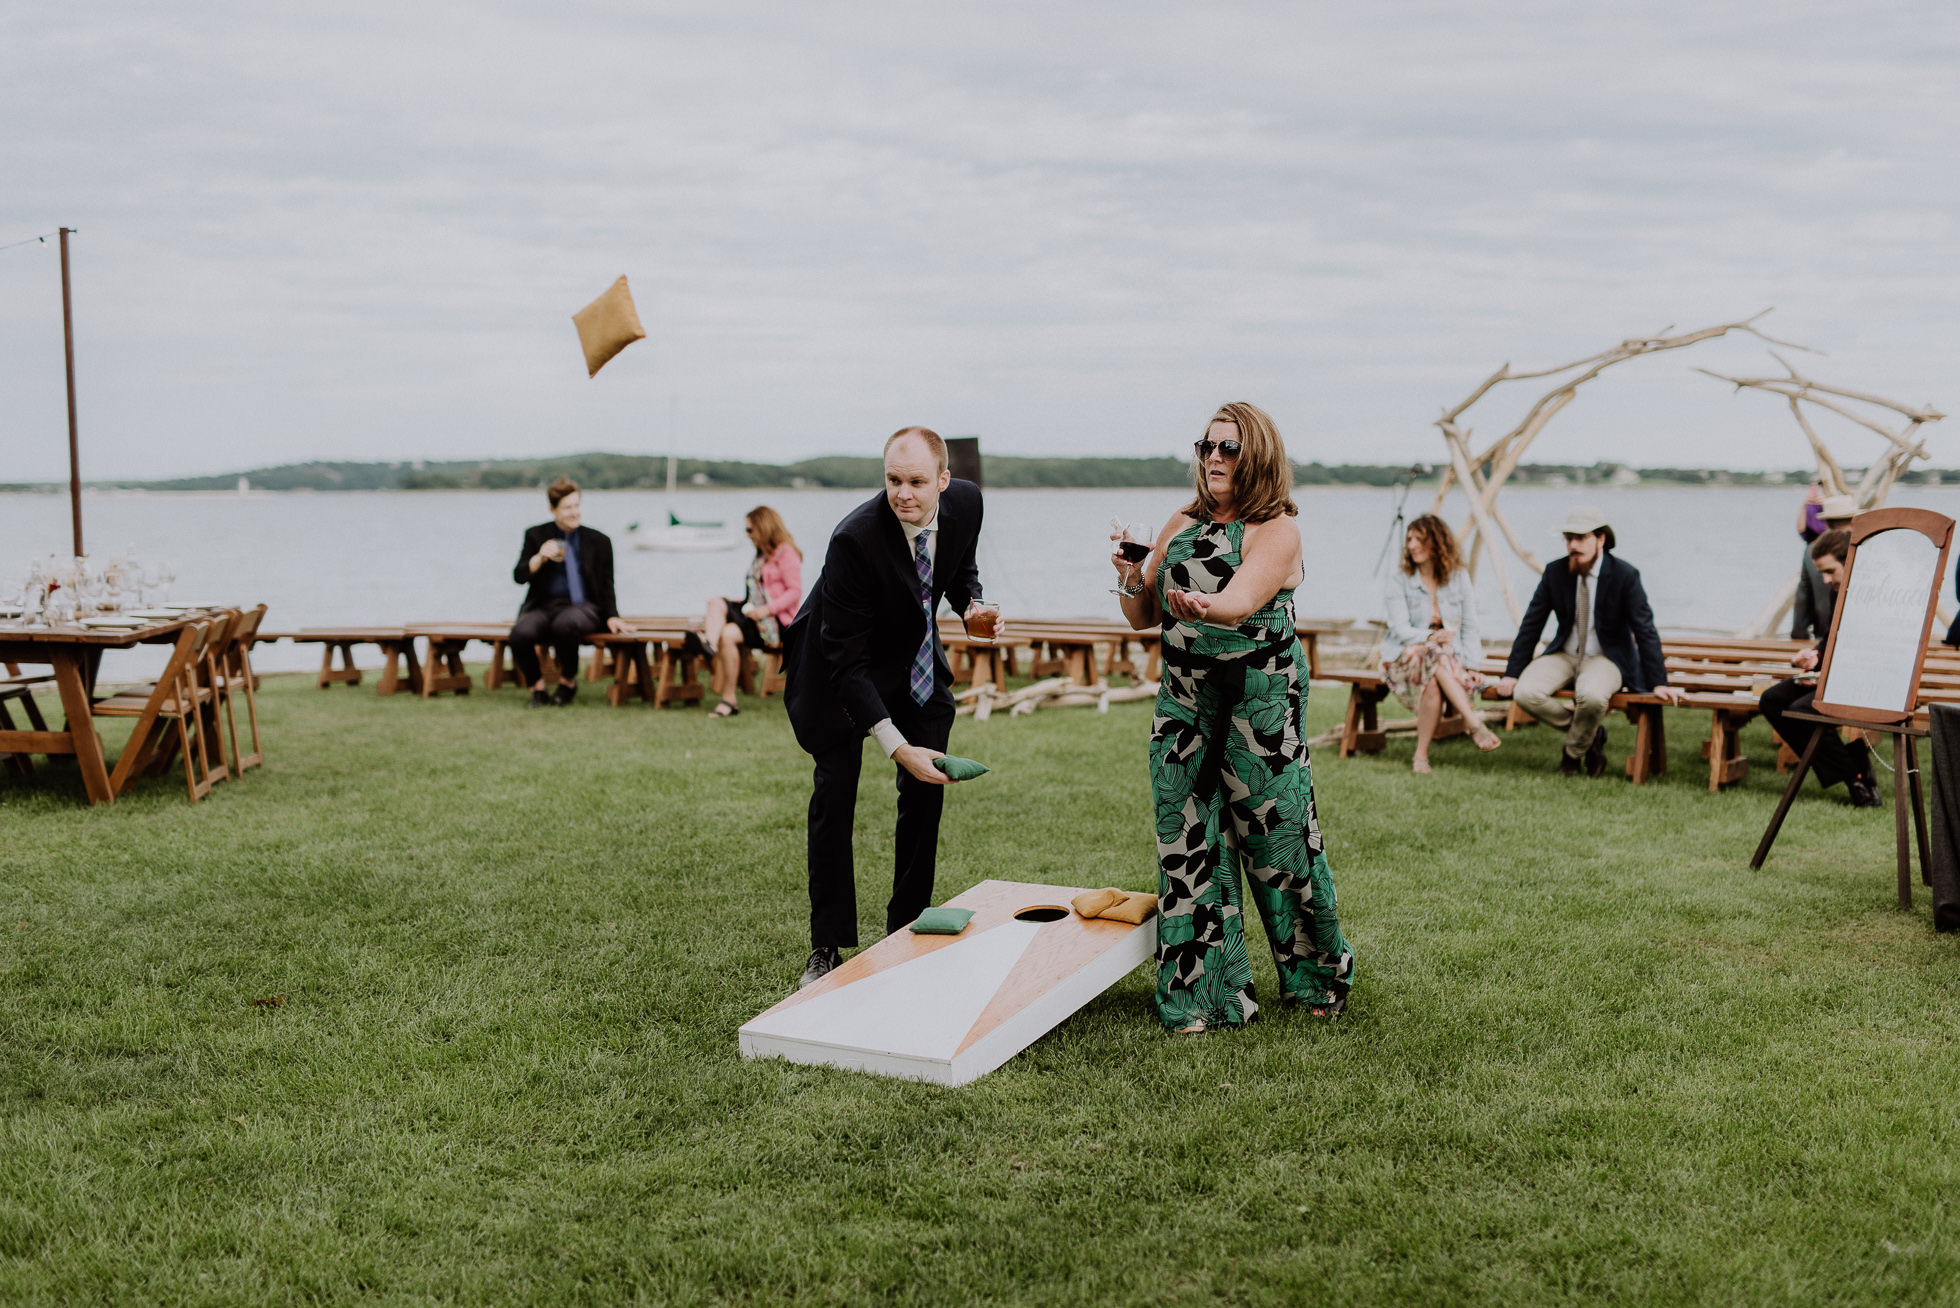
[594,623,708,708]
[1321,668,1484,759]
[405,623,508,697]
[289,627,421,694]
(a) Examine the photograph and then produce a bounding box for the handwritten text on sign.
[1819,528,1941,716]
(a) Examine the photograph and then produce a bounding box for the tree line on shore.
[7,453,1946,494]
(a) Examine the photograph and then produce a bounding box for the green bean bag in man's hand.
[932,755,990,781]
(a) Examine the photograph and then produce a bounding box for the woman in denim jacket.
[1381,514,1500,772]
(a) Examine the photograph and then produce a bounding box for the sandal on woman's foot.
[1304,994,1347,1019]
[1173,1019,1208,1035]
[710,700,739,718]
[1411,756,1432,774]
[1473,729,1502,753]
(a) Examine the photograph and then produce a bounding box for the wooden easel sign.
[739,880,1154,1086]
[1814,507,1955,726]
[1752,507,1956,904]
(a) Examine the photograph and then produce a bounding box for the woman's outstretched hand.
[1165,589,1212,622]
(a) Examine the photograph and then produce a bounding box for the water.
[5,484,1958,680]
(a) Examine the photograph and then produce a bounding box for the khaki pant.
[1515,652,1622,758]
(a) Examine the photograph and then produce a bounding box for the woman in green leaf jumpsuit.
[1112,402,1355,1032]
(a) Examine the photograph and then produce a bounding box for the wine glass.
[154,560,177,605]
[1108,517,1153,598]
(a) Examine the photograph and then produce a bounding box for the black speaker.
[945,436,982,487]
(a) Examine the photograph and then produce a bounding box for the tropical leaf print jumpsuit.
[1151,519,1355,1028]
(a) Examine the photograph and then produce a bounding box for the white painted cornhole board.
[739,879,1154,1086]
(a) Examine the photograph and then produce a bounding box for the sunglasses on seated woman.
[1194,439,1242,459]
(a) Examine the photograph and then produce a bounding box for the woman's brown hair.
[1179,401,1298,525]
[1401,513,1461,585]
[746,505,801,559]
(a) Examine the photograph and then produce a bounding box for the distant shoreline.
[2,451,1927,495]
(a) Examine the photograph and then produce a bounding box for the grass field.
[4,669,1959,1305]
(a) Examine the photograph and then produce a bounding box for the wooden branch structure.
[1699,354,1946,634]
[955,677,1158,720]
[1431,312,1811,623]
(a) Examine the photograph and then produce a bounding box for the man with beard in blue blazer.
[1489,506,1687,777]
[782,426,999,989]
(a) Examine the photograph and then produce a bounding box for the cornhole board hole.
[739,880,1153,1086]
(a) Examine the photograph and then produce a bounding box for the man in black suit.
[1759,529,1880,806]
[783,426,998,989]
[509,478,629,708]
[1489,506,1686,777]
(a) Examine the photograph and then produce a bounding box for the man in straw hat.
[1489,507,1686,777]
[1793,493,1858,640]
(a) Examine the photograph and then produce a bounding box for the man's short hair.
[884,426,947,473]
[546,477,579,508]
[1810,528,1851,564]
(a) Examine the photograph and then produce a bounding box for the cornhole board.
[739,879,1154,1086]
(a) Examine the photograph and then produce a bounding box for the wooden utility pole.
[58,226,82,557]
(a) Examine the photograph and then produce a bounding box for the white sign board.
[1815,511,1954,724]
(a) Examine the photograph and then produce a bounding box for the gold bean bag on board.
[1071,888,1124,919]
[1099,891,1158,925]
[572,275,646,377]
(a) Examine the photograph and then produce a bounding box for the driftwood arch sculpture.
[1430,312,1945,636]
[1701,357,1947,634]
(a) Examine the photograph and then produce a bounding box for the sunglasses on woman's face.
[1194,439,1242,460]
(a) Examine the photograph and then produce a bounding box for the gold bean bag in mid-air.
[571,275,646,377]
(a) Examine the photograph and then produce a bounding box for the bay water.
[5,484,1957,681]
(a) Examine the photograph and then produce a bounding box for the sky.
[2,1,1956,482]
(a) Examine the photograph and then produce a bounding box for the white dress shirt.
[871,506,940,756]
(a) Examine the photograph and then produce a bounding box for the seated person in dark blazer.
[1760,529,1880,807]
[509,477,628,707]
[782,426,1001,989]
[1488,506,1685,777]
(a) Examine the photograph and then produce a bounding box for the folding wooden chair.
[215,605,267,772]
[91,622,223,802]
[192,611,237,782]
[1,661,54,777]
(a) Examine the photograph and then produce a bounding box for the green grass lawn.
[4,670,1958,1305]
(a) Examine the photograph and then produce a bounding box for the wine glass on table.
[1108,517,1153,599]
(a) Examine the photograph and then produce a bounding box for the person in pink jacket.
[698,505,803,717]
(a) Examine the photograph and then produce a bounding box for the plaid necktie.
[909,529,933,705]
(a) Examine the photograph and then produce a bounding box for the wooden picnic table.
[0,614,201,805]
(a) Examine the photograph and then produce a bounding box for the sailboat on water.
[626,454,745,552]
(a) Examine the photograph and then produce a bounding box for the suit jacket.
[783,481,984,755]
[512,523,618,622]
[1793,546,1836,641]
[1504,552,1668,693]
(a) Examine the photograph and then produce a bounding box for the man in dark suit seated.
[509,477,629,708]
[782,426,1001,989]
[1760,529,1880,807]
[1488,506,1686,777]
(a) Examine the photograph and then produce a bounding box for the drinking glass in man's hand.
[964,601,1001,641]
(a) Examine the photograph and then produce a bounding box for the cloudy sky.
[2,1,1955,481]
